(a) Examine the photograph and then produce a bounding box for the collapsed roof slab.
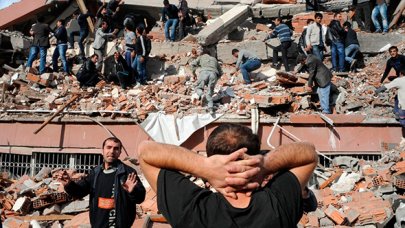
[0,0,69,30]
[197,4,251,46]
[357,32,405,53]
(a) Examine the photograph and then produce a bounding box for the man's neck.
[224,192,252,209]
[104,160,118,170]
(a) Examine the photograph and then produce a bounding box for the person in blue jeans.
[131,26,148,85]
[161,0,179,41]
[68,11,92,58]
[343,22,360,72]
[232,49,261,84]
[26,16,50,74]
[52,19,69,73]
[371,0,389,34]
[328,12,345,72]
[297,54,334,114]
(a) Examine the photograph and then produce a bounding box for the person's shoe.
[208,107,215,115]
[68,44,73,49]
[382,31,386,35]
[375,29,382,33]
[271,63,281,70]
[395,112,400,121]
[350,59,357,72]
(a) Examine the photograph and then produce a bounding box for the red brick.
[164,75,187,85]
[325,205,347,225]
[290,87,306,94]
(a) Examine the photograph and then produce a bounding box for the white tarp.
[140,112,223,145]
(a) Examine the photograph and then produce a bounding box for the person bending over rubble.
[76,54,100,87]
[52,19,69,74]
[26,16,51,75]
[137,123,318,228]
[93,20,116,71]
[297,54,335,114]
[190,48,223,115]
[58,137,145,228]
[232,49,261,84]
[376,69,405,147]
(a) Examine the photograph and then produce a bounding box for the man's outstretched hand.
[122,172,138,193]
[204,148,262,199]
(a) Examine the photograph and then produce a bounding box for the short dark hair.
[206,124,260,157]
[315,13,323,19]
[163,0,169,5]
[389,46,398,52]
[296,54,307,63]
[58,19,65,25]
[275,17,282,23]
[102,20,109,27]
[343,21,352,28]
[90,54,98,59]
[37,16,45,23]
[306,19,314,24]
[232,49,239,55]
[333,12,341,18]
[102,137,122,150]
[136,26,144,35]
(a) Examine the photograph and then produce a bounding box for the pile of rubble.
[299,148,405,227]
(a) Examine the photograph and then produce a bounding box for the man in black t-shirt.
[58,137,146,228]
[138,123,318,228]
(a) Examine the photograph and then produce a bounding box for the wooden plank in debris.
[319,169,343,189]
[14,214,74,221]
[75,0,95,33]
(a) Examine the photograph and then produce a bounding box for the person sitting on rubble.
[305,13,326,61]
[343,21,360,72]
[298,19,314,56]
[380,46,405,119]
[26,16,51,75]
[137,123,318,228]
[68,11,93,59]
[297,54,335,114]
[264,17,293,72]
[161,0,179,42]
[190,48,223,115]
[57,137,146,227]
[375,69,405,147]
[93,20,116,71]
[52,19,69,74]
[108,51,131,89]
[76,54,100,87]
[232,48,261,84]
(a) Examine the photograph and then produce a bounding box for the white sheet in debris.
[140,112,223,145]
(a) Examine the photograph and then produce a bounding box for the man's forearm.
[138,141,207,177]
[263,142,317,174]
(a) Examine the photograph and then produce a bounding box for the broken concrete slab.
[150,41,197,57]
[358,32,405,53]
[61,198,89,214]
[197,5,251,46]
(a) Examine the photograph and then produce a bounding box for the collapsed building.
[1,0,405,227]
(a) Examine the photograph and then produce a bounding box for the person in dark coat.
[26,16,51,74]
[58,137,146,228]
[52,19,69,73]
[108,52,132,89]
[76,54,100,87]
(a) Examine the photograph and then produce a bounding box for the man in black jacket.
[297,54,334,114]
[108,52,131,89]
[76,54,100,87]
[58,137,146,228]
[52,19,69,74]
[343,22,360,72]
[68,11,92,58]
[328,12,345,72]
[26,16,51,74]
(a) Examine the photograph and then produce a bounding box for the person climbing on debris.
[26,16,51,75]
[190,48,223,115]
[380,46,405,119]
[137,123,318,228]
[52,19,69,74]
[76,54,101,87]
[232,48,261,84]
[376,69,405,147]
[58,137,145,228]
[68,11,93,59]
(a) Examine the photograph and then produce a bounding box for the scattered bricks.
[276,71,298,82]
[244,94,271,104]
[164,75,187,85]
[372,175,384,187]
[144,103,157,112]
[95,80,106,89]
[255,23,269,32]
[26,73,41,83]
[269,94,292,104]
[393,161,405,173]
[307,213,319,227]
[3,218,30,228]
[290,87,306,94]
[320,169,343,189]
[32,192,69,209]
[401,152,405,159]
[251,81,268,90]
[322,195,339,207]
[118,95,127,103]
[324,205,347,225]
[12,197,31,215]
[362,166,377,176]
[345,209,360,224]
[393,174,405,189]
[289,102,299,112]
[298,213,309,226]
